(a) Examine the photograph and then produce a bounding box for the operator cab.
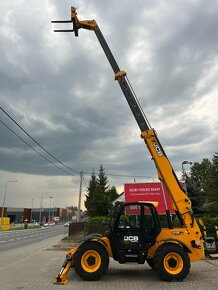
[107,202,161,264]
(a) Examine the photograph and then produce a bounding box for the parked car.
[64,222,70,227]
[43,222,55,227]
[33,222,39,226]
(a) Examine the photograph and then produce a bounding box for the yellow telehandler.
[52,6,204,284]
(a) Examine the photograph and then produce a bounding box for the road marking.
[16,238,22,240]
[0,241,6,243]
[8,239,15,242]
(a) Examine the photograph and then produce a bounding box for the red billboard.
[124,182,175,214]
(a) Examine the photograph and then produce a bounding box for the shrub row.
[199,216,218,237]
[84,216,107,235]
[84,215,218,238]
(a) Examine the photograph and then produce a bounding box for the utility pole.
[1,180,18,219]
[48,196,53,223]
[39,193,48,224]
[77,171,83,222]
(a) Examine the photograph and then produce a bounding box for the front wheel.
[74,241,109,281]
[154,244,190,282]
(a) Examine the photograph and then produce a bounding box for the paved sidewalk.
[0,238,217,290]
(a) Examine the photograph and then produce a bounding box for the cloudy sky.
[0,0,217,210]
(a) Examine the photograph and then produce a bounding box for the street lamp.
[30,198,34,223]
[39,193,48,224]
[52,200,57,218]
[182,161,193,195]
[1,180,18,219]
[48,196,53,223]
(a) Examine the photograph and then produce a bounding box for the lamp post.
[48,196,53,223]
[52,200,57,218]
[39,193,48,224]
[182,161,193,195]
[1,180,18,219]
[77,171,83,222]
[30,198,34,223]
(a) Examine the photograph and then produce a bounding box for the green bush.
[84,216,108,235]
[200,216,218,237]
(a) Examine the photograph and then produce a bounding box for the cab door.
[112,203,143,251]
[109,202,160,263]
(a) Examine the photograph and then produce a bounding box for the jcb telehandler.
[52,6,204,284]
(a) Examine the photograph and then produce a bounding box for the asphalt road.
[0,226,217,290]
[0,224,67,253]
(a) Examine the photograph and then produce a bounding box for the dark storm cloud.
[0,0,217,185]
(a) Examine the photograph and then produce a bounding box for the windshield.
[107,202,124,228]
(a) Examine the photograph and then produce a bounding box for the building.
[0,207,76,223]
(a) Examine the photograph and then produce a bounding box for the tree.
[204,152,218,215]
[190,158,212,194]
[188,154,218,216]
[185,175,204,216]
[97,164,109,192]
[84,170,98,217]
[84,165,119,217]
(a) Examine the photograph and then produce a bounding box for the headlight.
[191,240,201,248]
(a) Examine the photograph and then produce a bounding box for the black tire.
[74,241,109,281]
[154,243,190,282]
[146,258,154,269]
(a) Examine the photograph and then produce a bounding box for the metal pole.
[48,196,53,223]
[77,171,83,222]
[39,195,43,224]
[31,198,34,222]
[1,180,18,219]
[53,200,56,218]
[39,193,48,224]
[1,183,8,219]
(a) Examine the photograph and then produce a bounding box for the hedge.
[199,216,218,237]
[84,215,218,238]
[84,216,108,235]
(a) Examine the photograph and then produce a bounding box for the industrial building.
[0,207,76,223]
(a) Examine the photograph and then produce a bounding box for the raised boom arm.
[52,7,196,229]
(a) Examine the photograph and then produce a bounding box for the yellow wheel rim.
[81,250,101,273]
[164,252,183,275]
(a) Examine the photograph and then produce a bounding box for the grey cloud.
[0,0,217,186]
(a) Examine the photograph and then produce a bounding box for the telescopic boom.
[52,7,195,229]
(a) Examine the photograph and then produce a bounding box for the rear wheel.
[154,244,190,281]
[74,241,109,281]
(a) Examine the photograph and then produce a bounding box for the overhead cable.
[0,106,80,174]
[0,119,74,176]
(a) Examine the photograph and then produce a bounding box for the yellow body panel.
[147,227,204,262]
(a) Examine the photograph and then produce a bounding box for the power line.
[0,106,80,174]
[105,173,154,179]
[0,119,75,176]
[83,170,154,179]
[82,176,88,189]
[0,106,157,180]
